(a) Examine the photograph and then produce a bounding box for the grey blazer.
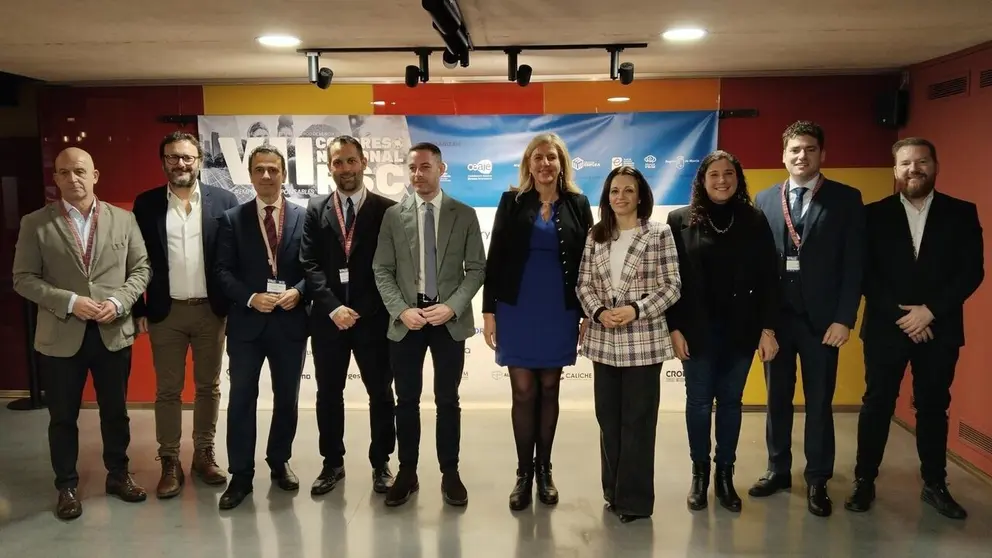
[373,191,486,342]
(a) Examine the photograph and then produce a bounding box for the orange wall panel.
[543,78,719,114]
[372,83,545,115]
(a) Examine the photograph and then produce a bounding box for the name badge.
[267,279,287,294]
[786,256,801,272]
[339,269,350,284]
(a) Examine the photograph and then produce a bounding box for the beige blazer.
[12,201,151,357]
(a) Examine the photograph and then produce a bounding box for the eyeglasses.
[165,154,198,165]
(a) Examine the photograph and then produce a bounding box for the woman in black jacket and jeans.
[665,150,780,512]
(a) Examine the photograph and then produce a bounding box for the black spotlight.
[405,65,420,88]
[316,67,333,89]
[505,48,532,87]
[405,49,431,88]
[619,61,634,85]
[442,49,459,69]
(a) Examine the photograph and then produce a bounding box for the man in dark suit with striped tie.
[214,145,309,510]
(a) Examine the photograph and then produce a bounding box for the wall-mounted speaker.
[876,89,909,129]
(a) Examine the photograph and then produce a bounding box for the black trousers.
[593,361,661,517]
[226,321,307,485]
[41,321,132,490]
[390,323,464,473]
[764,310,839,483]
[855,336,959,484]
[312,315,396,469]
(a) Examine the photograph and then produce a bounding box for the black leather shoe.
[219,481,253,510]
[807,482,832,517]
[373,465,394,494]
[535,462,558,505]
[715,464,742,512]
[844,478,875,513]
[311,466,345,496]
[441,471,468,506]
[385,469,419,507]
[687,461,709,511]
[509,467,534,511]
[748,472,792,497]
[921,483,967,519]
[619,513,648,523]
[271,462,299,491]
[56,488,82,520]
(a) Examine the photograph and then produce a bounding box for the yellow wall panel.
[543,79,720,114]
[739,167,894,406]
[202,84,374,115]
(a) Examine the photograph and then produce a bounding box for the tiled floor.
[1,405,990,557]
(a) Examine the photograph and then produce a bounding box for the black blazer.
[754,178,865,332]
[300,190,396,331]
[861,191,984,348]
[666,204,780,356]
[482,188,594,315]
[215,199,309,342]
[131,183,239,322]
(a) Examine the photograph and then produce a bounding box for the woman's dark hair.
[591,165,654,243]
[688,150,752,227]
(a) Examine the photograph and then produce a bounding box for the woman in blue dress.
[482,132,594,510]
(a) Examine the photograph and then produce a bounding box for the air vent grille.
[959,421,992,457]
[979,69,992,89]
[928,76,968,99]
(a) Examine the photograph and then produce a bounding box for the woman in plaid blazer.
[576,165,682,523]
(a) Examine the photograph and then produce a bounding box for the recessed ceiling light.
[257,34,301,48]
[662,28,706,41]
[371,100,386,106]
[607,97,630,103]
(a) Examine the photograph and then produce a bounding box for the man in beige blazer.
[12,147,151,521]
[373,142,486,508]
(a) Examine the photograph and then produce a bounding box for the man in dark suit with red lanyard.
[301,135,398,496]
[215,145,309,510]
[751,121,865,517]
[846,138,984,519]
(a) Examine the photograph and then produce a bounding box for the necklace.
[709,213,734,234]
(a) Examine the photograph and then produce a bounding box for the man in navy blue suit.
[750,121,865,517]
[215,145,309,510]
[132,131,239,499]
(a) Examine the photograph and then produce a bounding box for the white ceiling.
[2,0,991,84]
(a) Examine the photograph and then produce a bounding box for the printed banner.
[198,112,716,411]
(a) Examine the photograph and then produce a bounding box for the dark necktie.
[263,205,279,262]
[345,197,355,232]
[790,186,807,237]
[424,203,437,299]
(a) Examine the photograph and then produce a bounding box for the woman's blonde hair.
[514,132,583,199]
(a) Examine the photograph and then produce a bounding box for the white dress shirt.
[246,195,285,308]
[788,173,820,219]
[900,189,934,259]
[328,187,366,319]
[63,199,122,316]
[166,181,208,299]
[609,228,637,299]
[416,190,443,295]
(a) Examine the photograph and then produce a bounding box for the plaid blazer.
[576,220,682,368]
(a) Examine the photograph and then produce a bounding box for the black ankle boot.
[715,464,742,512]
[535,461,559,505]
[508,466,534,511]
[687,461,710,510]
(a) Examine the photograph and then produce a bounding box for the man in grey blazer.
[12,147,151,520]
[373,142,486,507]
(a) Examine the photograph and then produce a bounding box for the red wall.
[894,43,992,477]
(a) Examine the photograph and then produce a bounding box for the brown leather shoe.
[192,447,227,486]
[56,488,82,520]
[156,456,185,499]
[107,472,148,503]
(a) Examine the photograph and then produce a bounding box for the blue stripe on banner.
[406,111,718,207]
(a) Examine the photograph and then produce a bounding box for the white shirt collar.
[336,187,365,208]
[167,180,201,204]
[900,189,934,212]
[62,199,95,218]
[789,173,820,191]
[257,194,284,214]
[417,189,443,209]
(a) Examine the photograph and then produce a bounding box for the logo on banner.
[644,155,657,169]
[611,156,623,169]
[563,371,593,381]
[665,156,699,170]
[467,159,493,180]
[571,157,601,171]
[664,369,686,383]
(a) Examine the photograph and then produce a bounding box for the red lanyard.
[780,175,824,249]
[60,200,100,275]
[262,198,287,276]
[332,192,359,260]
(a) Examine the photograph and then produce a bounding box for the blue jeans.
[683,326,753,466]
